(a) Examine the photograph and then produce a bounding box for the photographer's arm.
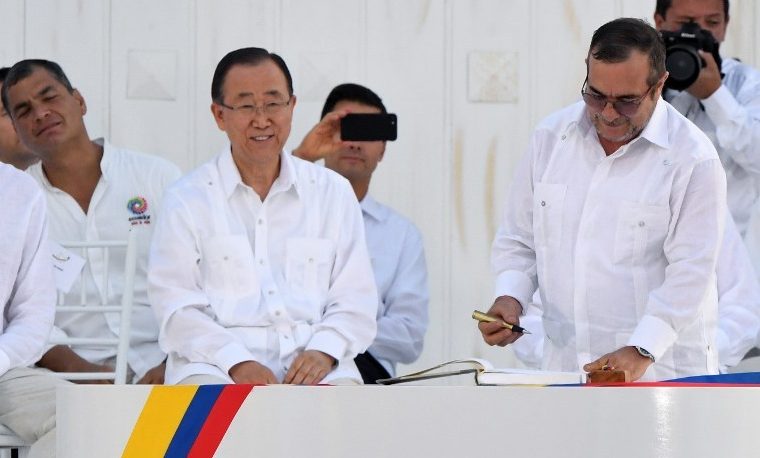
[698,54,760,175]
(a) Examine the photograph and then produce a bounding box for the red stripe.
[188,384,254,458]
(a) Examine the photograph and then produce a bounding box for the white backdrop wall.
[2,0,757,373]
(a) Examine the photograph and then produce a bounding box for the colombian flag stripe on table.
[121,384,253,458]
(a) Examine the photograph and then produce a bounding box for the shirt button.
[259,259,264,265]
[540,201,546,207]
[638,221,646,227]
[275,310,281,316]
[258,219,263,225]
[223,256,229,261]
[283,335,289,340]
[663,159,671,166]
[561,135,566,140]
[268,290,274,295]
[308,257,314,263]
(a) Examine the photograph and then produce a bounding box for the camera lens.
[665,45,701,91]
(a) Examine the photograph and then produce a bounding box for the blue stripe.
[667,372,760,384]
[164,384,225,458]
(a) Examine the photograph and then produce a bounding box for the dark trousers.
[354,352,391,384]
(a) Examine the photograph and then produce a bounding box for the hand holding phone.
[340,113,397,141]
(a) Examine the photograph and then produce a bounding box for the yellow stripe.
[122,385,198,458]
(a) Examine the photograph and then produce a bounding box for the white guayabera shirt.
[492,100,727,381]
[27,139,181,380]
[149,148,377,384]
[0,163,55,377]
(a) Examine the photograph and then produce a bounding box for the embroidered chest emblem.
[127,196,151,225]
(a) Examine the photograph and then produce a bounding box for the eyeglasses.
[580,78,655,117]
[217,97,292,117]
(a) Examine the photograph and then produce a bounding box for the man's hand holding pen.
[478,296,524,347]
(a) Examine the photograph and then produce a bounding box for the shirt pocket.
[533,183,567,250]
[285,237,336,301]
[613,202,670,264]
[199,235,260,323]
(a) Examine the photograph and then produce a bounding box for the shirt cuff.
[702,84,741,128]
[626,315,678,361]
[306,329,349,361]
[0,350,10,378]
[494,270,535,314]
[213,341,257,375]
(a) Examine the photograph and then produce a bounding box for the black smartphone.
[340,113,397,141]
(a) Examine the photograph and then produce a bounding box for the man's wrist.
[495,295,523,315]
[633,346,655,363]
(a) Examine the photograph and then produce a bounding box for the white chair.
[0,230,138,456]
[0,230,138,457]
[0,424,29,457]
[50,229,138,384]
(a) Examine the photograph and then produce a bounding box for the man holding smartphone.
[294,83,429,383]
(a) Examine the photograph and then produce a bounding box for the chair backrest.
[49,229,138,384]
[0,422,29,456]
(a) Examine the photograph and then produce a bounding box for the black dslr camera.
[660,22,723,91]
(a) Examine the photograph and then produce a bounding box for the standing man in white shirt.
[293,83,429,382]
[148,47,378,385]
[480,18,727,381]
[0,67,37,170]
[0,163,69,458]
[1,59,182,384]
[512,215,760,373]
[655,0,760,237]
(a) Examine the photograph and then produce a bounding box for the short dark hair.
[211,47,293,103]
[320,83,387,119]
[655,0,729,20]
[1,59,75,113]
[588,18,666,86]
[0,67,10,82]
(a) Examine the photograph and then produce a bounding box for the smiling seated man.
[148,48,377,385]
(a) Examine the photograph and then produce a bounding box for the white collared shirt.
[26,139,181,379]
[148,148,378,384]
[512,215,760,372]
[0,163,55,377]
[493,99,727,380]
[361,195,428,376]
[665,58,760,236]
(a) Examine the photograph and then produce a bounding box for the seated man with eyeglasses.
[480,18,727,381]
[148,47,378,385]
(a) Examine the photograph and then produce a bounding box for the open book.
[377,358,586,386]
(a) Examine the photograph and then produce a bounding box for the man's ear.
[210,102,226,131]
[653,13,665,29]
[73,89,87,116]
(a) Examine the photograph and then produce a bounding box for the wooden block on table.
[586,369,631,384]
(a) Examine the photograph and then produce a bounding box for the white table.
[57,384,760,457]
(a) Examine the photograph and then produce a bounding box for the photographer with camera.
[655,0,760,237]
[655,0,760,371]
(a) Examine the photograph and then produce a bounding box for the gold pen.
[472,310,531,334]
